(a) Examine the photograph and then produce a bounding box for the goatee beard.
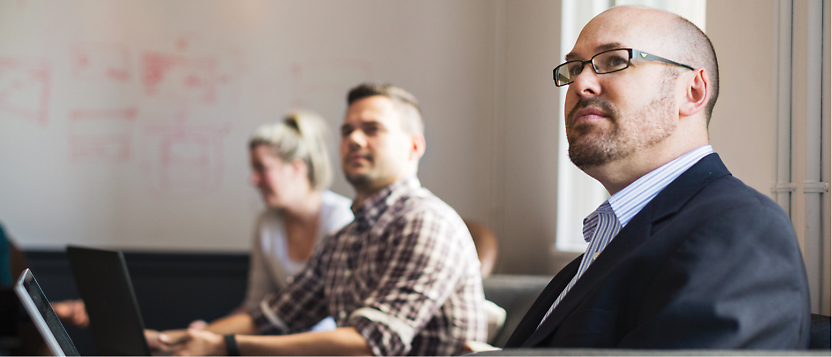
[565,77,677,169]
[566,97,629,168]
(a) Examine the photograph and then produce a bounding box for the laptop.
[13,269,80,356]
[66,245,152,356]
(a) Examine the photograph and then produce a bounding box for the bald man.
[504,6,810,350]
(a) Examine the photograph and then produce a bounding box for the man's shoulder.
[658,153,786,221]
[689,173,785,217]
[650,173,798,258]
[643,167,796,252]
[390,186,464,222]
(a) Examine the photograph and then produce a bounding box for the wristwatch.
[224,334,240,356]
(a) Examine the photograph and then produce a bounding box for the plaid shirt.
[250,177,488,356]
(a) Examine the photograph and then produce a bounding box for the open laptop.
[66,245,152,356]
[13,269,80,356]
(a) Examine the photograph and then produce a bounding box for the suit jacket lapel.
[505,255,582,347]
[521,153,731,347]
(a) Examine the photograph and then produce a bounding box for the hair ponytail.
[249,110,333,191]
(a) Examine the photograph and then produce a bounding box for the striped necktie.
[537,201,621,329]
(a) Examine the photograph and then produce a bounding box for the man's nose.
[570,63,602,97]
[345,130,366,149]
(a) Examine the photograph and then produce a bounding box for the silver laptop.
[13,269,80,356]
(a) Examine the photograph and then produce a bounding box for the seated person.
[464,219,498,278]
[30,111,354,337]
[0,222,89,355]
[147,83,487,356]
[188,111,353,331]
[503,5,810,349]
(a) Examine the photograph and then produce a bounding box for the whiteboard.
[0,0,498,250]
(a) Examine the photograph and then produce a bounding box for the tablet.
[13,269,80,356]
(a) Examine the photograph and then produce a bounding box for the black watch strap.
[224,334,240,356]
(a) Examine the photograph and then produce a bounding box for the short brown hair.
[347,83,424,134]
[668,15,720,123]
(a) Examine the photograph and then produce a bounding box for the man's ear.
[410,133,426,161]
[679,68,710,117]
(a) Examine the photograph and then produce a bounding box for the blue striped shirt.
[537,145,713,329]
[608,145,714,227]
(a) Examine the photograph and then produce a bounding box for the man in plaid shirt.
[153,83,488,356]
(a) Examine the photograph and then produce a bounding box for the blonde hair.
[248,110,333,191]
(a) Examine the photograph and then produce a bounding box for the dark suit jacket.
[505,154,810,349]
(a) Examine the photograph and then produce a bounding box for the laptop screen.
[66,245,151,356]
[13,269,79,356]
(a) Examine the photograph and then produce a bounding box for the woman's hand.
[173,329,226,356]
[145,328,189,354]
[51,299,89,328]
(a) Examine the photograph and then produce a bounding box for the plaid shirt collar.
[352,176,421,233]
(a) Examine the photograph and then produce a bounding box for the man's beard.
[344,169,372,188]
[342,152,378,191]
[566,78,677,169]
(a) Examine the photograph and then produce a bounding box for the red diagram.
[0,57,50,125]
[71,43,130,82]
[290,59,373,109]
[141,52,221,104]
[141,122,230,198]
[68,107,137,162]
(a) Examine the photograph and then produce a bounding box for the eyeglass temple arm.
[632,49,694,71]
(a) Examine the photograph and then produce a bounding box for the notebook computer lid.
[66,245,151,356]
[13,269,80,356]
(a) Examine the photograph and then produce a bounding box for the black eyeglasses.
[553,48,694,87]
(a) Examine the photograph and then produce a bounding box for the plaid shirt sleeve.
[348,205,476,356]
[248,236,333,334]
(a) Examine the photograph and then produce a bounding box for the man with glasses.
[503,5,809,350]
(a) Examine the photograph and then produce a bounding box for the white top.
[243,190,354,310]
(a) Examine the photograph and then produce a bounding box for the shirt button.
[286,276,294,284]
[339,311,348,320]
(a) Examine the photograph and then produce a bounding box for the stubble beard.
[566,77,677,169]
[343,161,373,190]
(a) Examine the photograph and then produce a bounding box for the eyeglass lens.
[555,49,631,86]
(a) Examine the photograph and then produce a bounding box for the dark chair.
[481,274,551,348]
[809,313,830,350]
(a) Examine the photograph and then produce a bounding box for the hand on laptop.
[188,319,208,330]
[51,299,89,328]
[171,329,226,356]
[145,328,190,354]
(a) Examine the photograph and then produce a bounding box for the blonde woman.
[244,110,352,317]
[192,111,353,332]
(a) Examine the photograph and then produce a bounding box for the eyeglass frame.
[553,48,694,87]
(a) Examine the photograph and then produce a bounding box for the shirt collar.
[607,145,714,227]
[352,176,421,232]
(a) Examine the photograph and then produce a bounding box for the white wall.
[707,1,778,196]
[0,0,499,251]
[0,0,827,300]
[498,0,572,274]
